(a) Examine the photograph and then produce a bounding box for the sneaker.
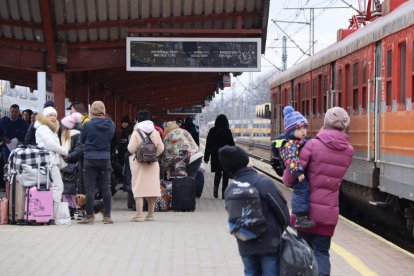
[295,216,316,228]
[74,210,84,220]
[103,216,113,224]
[77,215,94,225]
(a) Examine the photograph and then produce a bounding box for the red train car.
[270,0,414,238]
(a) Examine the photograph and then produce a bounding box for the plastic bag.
[53,201,71,225]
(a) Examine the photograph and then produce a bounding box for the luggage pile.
[0,145,54,225]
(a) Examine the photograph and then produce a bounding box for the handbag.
[20,164,48,187]
[61,163,78,182]
[53,201,71,225]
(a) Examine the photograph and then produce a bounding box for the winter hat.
[43,106,57,117]
[61,114,76,129]
[90,101,106,117]
[43,100,54,108]
[324,107,350,130]
[218,146,250,176]
[137,110,150,122]
[71,112,83,124]
[121,115,130,123]
[283,106,308,133]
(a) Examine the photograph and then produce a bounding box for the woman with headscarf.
[163,121,203,178]
[34,106,68,203]
[204,114,235,199]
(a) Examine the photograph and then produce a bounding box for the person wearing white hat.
[34,106,68,203]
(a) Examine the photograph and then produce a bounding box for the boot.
[213,186,218,198]
[77,215,94,224]
[146,197,156,221]
[103,216,113,224]
[295,215,316,228]
[131,198,145,222]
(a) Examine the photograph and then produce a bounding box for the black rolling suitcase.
[171,177,195,211]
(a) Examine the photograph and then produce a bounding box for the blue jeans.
[292,177,310,215]
[241,254,279,276]
[298,232,331,276]
[83,159,112,217]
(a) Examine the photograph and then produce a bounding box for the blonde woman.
[35,106,68,202]
[60,113,84,218]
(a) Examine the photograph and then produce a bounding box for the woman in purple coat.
[283,107,354,276]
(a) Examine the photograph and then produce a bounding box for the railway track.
[237,141,414,254]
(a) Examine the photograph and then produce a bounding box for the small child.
[274,106,315,228]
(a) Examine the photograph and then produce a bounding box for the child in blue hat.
[272,106,315,228]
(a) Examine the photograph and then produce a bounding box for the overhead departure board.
[126,37,261,72]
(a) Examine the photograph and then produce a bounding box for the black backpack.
[279,227,318,276]
[135,130,158,163]
[224,180,267,241]
[270,140,286,176]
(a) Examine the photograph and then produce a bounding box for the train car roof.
[271,0,414,88]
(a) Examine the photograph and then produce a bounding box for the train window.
[338,69,342,107]
[323,75,328,112]
[386,49,392,109]
[398,42,406,107]
[362,87,367,111]
[306,81,310,116]
[362,60,367,85]
[386,81,392,107]
[386,49,392,78]
[312,78,317,115]
[345,64,351,113]
[353,62,359,113]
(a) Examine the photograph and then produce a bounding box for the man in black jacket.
[219,146,289,276]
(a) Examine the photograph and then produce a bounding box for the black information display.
[167,106,203,115]
[127,38,260,72]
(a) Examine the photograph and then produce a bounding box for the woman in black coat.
[204,114,235,199]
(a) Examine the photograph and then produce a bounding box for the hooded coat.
[283,129,354,236]
[127,120,164,198]
[204,127,235,172]
[34,114,68,165]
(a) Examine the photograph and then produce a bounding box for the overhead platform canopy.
[0,0,270,122]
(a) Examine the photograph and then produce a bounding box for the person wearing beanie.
[60,113,84,219]
[43,100,54,108]
[323,106,350,130]
[283,106,354,276]
[274,106,315,228]
[34,106,68,203]
[78,101,115,225]
[182,116,200,146]
[204,114,235,199]
[128,110,165,222]
[219,146,290,276]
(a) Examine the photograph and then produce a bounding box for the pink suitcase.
[24,167,54,225]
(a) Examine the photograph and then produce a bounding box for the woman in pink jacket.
[283,107,354,276]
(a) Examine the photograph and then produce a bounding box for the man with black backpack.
[219,146,290,276]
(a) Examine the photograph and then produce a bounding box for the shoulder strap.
[137,129,153,143]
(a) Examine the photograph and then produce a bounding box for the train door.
[373,40,381,181]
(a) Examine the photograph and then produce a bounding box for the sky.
[225,0,360,94]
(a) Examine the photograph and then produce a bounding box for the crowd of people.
[0,101,204,225]
[0,100,354,275]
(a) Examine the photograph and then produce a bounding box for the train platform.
[0,162,413,275]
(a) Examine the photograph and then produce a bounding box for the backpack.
[135,130,158,163]
[270,138,286,177]
[279,227,318,276]
[224,180,267,241]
